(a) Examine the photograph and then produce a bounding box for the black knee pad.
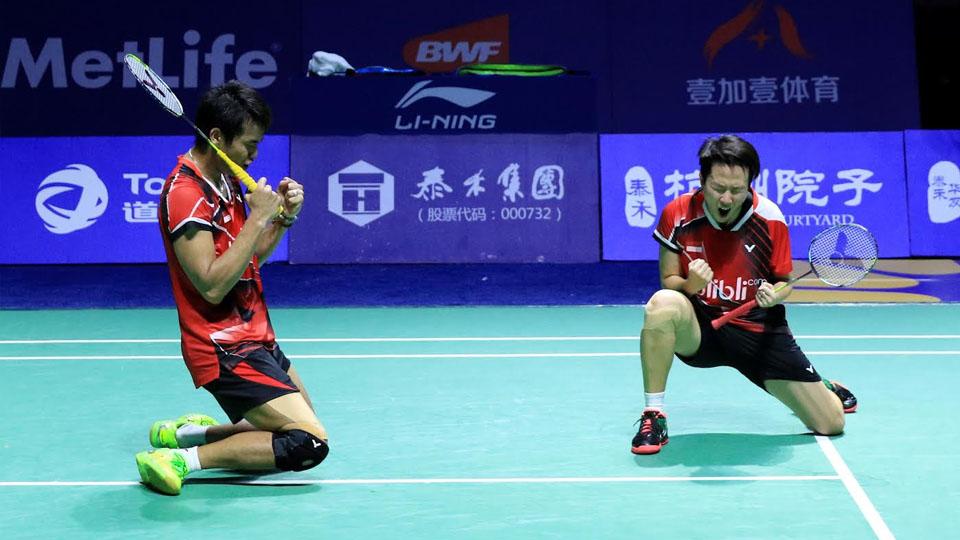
[272,429,329,471]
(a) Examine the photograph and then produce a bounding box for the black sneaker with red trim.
[631,409,668,455]
[829,380,858,413]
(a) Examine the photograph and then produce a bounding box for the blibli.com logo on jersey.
[35,164,108,234]
[704,277,767,301]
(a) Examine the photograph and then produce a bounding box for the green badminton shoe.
[135,449,189,495]
[149,413,219,449]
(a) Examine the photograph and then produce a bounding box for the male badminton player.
[631,134,857,455]
[134,81,329,494]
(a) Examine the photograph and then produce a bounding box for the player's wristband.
[274,213,298,228]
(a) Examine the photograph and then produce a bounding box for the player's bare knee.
[272,426,329,471]
[281,421,327,441]
[644,290,687,329]
[809,412,845,436]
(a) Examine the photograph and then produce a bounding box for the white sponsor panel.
[328,160,395,227]
[927,160,960,224]
[35,164,109,234]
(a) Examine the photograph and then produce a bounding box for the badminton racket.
[710,223,878,330]
[123,54,259,192]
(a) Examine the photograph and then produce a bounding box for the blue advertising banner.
[0,0,301,136]
[905,130,960,256]
[291,75,596,135]
[289,134,598,263]
[604,0,919,132]
[0,136,289,263]
[600,132,909,261]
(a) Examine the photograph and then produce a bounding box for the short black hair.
[697,134,760,183]
[194,80,271,149]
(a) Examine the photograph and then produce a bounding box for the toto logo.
[35,164,109,234]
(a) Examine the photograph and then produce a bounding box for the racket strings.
[808,225,878,286]
[123,55,184,117]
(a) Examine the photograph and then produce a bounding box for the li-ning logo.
[35,164,109,234]
[394,80,497,131]
[396,80,495,109]
[704,0,812,68]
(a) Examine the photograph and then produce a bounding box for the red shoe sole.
[843,404,858,413]
[631,438,668,455]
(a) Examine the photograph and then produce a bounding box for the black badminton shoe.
[828,380,858,413]
[631,409,669,455]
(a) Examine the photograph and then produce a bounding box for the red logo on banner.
[403,15,510,73]
[704,0,812,68]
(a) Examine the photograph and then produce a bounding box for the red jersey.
[653,189,793,332]
[159,154,276,387]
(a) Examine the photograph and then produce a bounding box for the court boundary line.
[0,474,842,487]
[1,334,958,345]
[2,350,959,361]
[815,436,894,540]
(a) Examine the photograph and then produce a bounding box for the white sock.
[644,391,665,411]
[175,447,203,472]
[176,424,209,447]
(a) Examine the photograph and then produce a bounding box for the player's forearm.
[662,275,703,296]
[201,218,271,303]
[255,223,287,262]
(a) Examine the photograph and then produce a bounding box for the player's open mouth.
[718,207,731,218]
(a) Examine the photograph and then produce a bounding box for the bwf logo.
[403,15,509,73]
[35,164,109,234]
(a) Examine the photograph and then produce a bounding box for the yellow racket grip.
[211,145,258,191]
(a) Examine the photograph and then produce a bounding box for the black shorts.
[676,298,822,390]
[202,343,300,424]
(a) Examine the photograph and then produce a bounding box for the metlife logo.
[394,80,497,131]
[2,31,278,89]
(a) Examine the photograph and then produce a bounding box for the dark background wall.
[914,0,960,128]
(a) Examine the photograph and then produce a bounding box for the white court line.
[0,475,840,487]
[2,353,635,361]
[0,337,632,345]
[816,436,895,540]
[0,334,957,345]
[2,351,959,361]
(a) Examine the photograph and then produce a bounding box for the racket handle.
[212,146,258,191]
[208,142,286,216]
[709,276,800,330]
[710,299,758,330]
